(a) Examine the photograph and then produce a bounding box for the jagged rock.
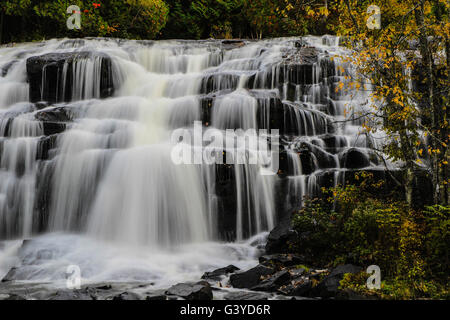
[166,281,213,300]
[41,122,66,136]
[112,291,142,300]
[294,39,308,48]
[265,213,296,254]
[47,288,96,300]
[35,107,73,122]
[259,254,305,267]
[95,284,112,290]
[201,265,240,280]
[146,290,168,300]
[313,264,363,298]
[278,278,312,296]
[224,291,270,300]
[229,265,275,289]
[1,267,18,282]
[289,268,306,278]
[251,270,291,292]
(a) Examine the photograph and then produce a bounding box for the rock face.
[251,270,291,292]
[201,265,240,280]
[112,291,142,300]
[166,282,213,300]
[279,278,312,297]
[224,291,270,300]
[340,148,370,169]
[47,288,97,300]
[259,254,305,267]
[265,213,296,255]
[26,52,115,104]
[312,264,363,298]
[229,265,275,289]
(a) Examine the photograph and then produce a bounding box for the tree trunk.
[405,165,414,206]
[400,130,416,207]
[415,2,440,204]
[444,39,450,204]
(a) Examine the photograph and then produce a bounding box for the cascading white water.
[0,36,385,286]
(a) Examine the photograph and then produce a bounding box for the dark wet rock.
[47,288,96,300]
[112,291,142,300]
[42,122,66,136]
[35,107,73,122]
[289,268,306,278]
[27,51,114,103]
[340,148,370,169]
[214,164,237,241]
[166,281,213,300]
[229,265,275,289]
[336,288,379,300]
[146,290,168,300]
[201,265,240,280]
[251,270,291,292]
[313,264,362,298]
[224,291,270,300]
[265,212,296,254]
[259,254,305,267]
[278,278,312,297]
[35,102,49,110]
[96,284,112,290]
[0,293,27,300]
[294,39,308,48]
[1,267,18,282]
[201,73,240,94]
[320,134,348,153]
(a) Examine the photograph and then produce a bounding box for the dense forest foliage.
[1,0,337,43]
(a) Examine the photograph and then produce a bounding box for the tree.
[331,0,449,205]
[243,0,330,38]
[0,0,32,43]
[162,0,246,39]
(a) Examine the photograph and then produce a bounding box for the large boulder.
[339,148,370,169]
[201,265,240,281]
[313,264,363,298]
[259,254,305,267]
[166,281,213,300]
[278,278,312,297]
[251,270,291,292]
[229,265,275,289]
[265,212,296,254]
[27,51,114,104]
[224,291,270,300]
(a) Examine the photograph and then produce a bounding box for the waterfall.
[0,36,385,284]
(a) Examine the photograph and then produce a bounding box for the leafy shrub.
[291,172,449,299]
